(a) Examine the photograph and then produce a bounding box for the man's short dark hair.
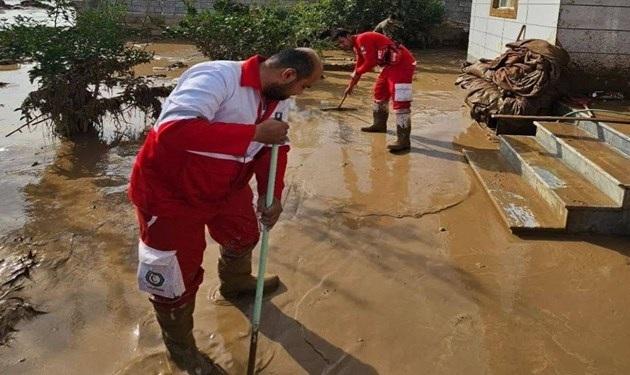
[330,28,350,40]
[267,49,315,80]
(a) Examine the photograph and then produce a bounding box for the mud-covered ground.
[1,45,630,375]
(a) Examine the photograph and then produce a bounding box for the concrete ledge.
[323,61,355,72]
[555,102,630,157]
[566,208,630,235]
[499,136,568,222]
[535,121,627,207]
[464,149,566,232]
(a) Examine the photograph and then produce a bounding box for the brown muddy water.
[1,45,630,375]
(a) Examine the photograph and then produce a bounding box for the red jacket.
[128,56,289,218]
[352,32,416,76]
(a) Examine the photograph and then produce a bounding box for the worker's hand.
[257,197,283,229]
[253,118,289,144]
[344,73,359,96]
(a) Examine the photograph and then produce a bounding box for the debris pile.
[0,249,45,345]
[456,39,570,125]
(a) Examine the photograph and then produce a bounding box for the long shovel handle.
[247,112,282,375]
[337,93,348,109]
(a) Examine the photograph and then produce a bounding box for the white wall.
[467,0,562,62]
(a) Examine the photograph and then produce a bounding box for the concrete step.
[501,135,629,234]
[555,101,630,157]
[535,121,630,208]
[464,149,566,233]
[573,114,630,158]
[501,135,619,209]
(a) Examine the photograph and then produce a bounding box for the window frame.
[490,0,518,19]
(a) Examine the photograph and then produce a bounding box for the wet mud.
[1,45,630,374]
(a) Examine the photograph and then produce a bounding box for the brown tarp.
[456,39,570,124]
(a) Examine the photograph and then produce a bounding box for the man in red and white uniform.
[332,29,416,153]
[128,48,322,374]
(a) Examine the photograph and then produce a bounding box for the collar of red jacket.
[241,55,266,90]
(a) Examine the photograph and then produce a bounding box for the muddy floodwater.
[1,44,630,375]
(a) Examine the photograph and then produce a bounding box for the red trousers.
[136,186,259,307]
[373,64,415,110]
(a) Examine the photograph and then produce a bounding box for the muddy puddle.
[1,44,630,375]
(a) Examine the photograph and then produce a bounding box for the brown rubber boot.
[388,111,411,153]
[361,102,388,133]
[217,249,280,300]
[152,300,225,375]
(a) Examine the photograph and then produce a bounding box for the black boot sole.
[388,146,411,154]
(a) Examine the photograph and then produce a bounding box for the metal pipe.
[491,114,630,125]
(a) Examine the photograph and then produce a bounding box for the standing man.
[129,48,322,374]
[374,14,403,42]
[332,29,416,153]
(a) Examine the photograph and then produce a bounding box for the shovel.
[321,93,357,111]
[247,112,282,375]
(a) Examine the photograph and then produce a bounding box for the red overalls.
[129,56,289,306]
[352,32,416,110]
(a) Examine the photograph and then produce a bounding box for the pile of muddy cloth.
[455,39,570,124]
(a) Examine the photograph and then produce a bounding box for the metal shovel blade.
[320,106,358,111]
[320,93,356,111]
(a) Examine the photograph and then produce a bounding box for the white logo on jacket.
[137,240,186,298]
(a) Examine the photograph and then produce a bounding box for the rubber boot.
[388,110,411,153]
[152,300,225,374]
[217,248,280,299]
[361,102,388,133]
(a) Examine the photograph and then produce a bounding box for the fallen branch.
[5,116,50,138]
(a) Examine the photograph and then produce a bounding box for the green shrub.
[172,0,444,60]
[172,1,297,60]
[0,1,172,138]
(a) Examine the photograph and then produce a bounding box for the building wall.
[127,0,209,14]
[443,0,473,27]
[123,0,474,28]
[121,0,287,24]
[557,0,630,74]
[120,0,206,24]
[467,0,561,62]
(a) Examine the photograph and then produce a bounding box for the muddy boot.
[152,300,225,375]
[388,110,411,153]
[361,102,388,133]
[217,249,280,300]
